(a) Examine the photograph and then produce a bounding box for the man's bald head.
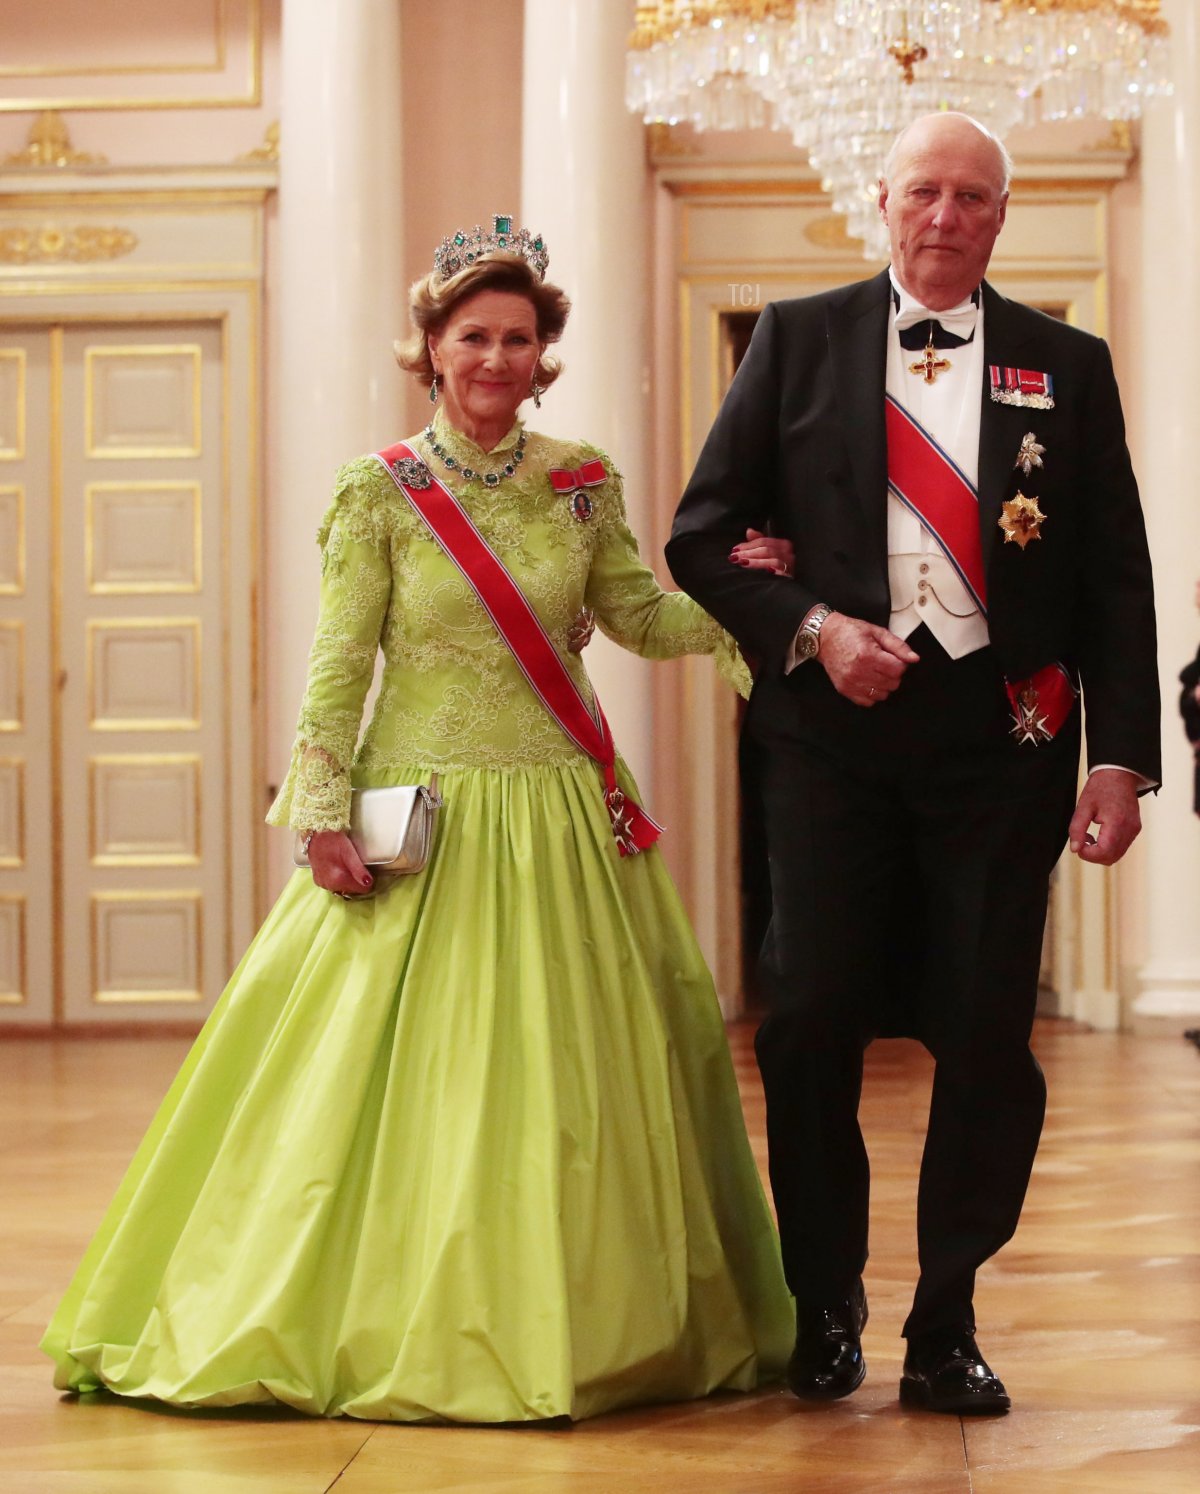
[883,113,1011,195]
[878,113,1010,310]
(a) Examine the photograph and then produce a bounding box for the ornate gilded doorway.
[0,318,257,1026]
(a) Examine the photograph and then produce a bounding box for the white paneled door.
[0,321,248,1024]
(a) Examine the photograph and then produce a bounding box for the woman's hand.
[729,528,794,576]
[307,830,374,897]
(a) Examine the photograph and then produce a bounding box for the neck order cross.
[910,336,952,385]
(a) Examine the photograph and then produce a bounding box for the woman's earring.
[531,380,543,409]
[429,375,440,405]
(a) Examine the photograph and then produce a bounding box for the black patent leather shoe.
[786,1279,868,1401]
[899,1330,1010,1415]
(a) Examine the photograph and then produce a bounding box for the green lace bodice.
[267,409,749,833]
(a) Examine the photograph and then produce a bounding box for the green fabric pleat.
[42,760,794,1423]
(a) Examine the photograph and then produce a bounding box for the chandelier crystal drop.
[626,1,1172,258]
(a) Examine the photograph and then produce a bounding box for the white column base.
[1133,964,1200,1020]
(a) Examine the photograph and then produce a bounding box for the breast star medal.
[1015,432,1045,476]
[909,339,952,385]
[1010,682,1054,745]
[998,492,1046,549]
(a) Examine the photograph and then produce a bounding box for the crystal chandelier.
[626,2,1172,257]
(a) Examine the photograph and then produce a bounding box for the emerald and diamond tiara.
[432,214,550,283]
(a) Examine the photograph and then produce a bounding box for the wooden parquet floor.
[1,1021,1198,1492]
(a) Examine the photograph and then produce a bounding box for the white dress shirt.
[885,270,990,660]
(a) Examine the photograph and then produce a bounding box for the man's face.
[878,117,1008,308]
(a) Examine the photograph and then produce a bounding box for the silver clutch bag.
[293,777,443,876]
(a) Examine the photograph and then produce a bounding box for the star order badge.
[999,492,1046,549]
[1010,683,1054,745]
[1015,432,1045,476]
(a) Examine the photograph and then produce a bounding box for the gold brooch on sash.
[390,457,432,489]
[999,493,1046,549]
[1014,433,1045,476]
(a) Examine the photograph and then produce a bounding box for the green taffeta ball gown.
[42,411,794,1423]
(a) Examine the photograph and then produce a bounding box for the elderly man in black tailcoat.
[667,112,1159,1415]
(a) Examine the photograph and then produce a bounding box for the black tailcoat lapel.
[828,270,892,595]
[977,281,1040,570]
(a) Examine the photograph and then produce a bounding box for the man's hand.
[1068,768,1142,866]
[818,612,920,707]
[308,829,374,896]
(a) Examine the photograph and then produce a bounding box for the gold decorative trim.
[0,348,27,460]
[90,889,204,1004]
[0,892,26,1004]
[645,121,694,161]
[0,756,23,869]
[86,480,202,595]
[669,178,827,199]
[0,619,24,731]
[237,121,279,165]
[0,0,262,113]
[1085,120,1135,153]
[0,485,24,594]
[0,0,226,79]
[85,343,202,459]
[89,753,203,867]
[3,111,107,168]
[0,225,138,265]
[804,214,866,253]
[86,616,203,732]
[50,326,63,1022]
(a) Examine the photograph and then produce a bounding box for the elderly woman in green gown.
[43,220,795,1424]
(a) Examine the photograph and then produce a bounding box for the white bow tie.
[894,294,979,340]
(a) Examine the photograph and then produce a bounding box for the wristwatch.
[794,603,833,663]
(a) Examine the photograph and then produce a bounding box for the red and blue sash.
[885,395,1077,741]
[886,394,987,613]
[374,442,662,855]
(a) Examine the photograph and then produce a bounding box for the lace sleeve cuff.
[264,742,352,833]
[713,628,753,700]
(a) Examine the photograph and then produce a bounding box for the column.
[1134,0,1200,1022]
[521,0,656,790]
[269,0,405,892]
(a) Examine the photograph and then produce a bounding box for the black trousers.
[745,627,1079,1339]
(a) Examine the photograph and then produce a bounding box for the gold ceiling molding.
[0,224,138,265]
[236,121,279,165]
[4,111,106,169]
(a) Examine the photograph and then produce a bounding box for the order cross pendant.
[909,340,951,385]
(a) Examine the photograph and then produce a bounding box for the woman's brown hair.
[395,254,570,390]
